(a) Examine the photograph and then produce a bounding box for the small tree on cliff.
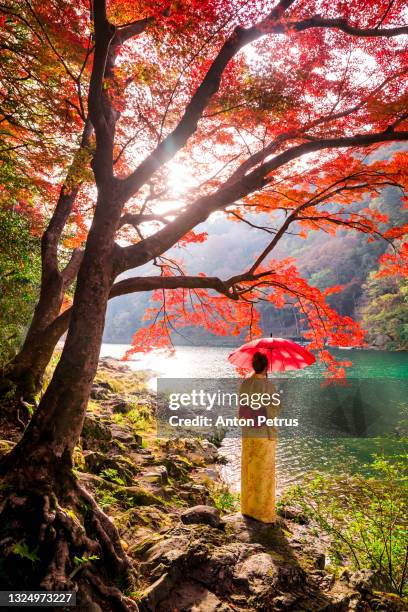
[1,0,408,605]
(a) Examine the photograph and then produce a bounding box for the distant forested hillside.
[103,186,408,349]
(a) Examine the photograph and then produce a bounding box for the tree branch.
[109,274,235,299]
[227,69,408,184]
[114,17,154,43]
[290,15,408,38]
[117,127,408,272]
[41,119,92,278]
[116,5,407,205]
[116,0,297,204]
[88,0,116,180]
[37,269,265,343]
[248,176,401,273]
[119,209,182,228]
[62,249,84,288]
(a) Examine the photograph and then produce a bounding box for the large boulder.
[233,552,278,596]
[342,568,390,593]
[162,454,194,481]
[277,504,309,524]
[142,465,168,485]
[82,450,137,485]
[111,399,133,414]
[188,542,264,595]
[90,380,113,400]
[180,505,223,528]
[198,439,220,462]
[222,512,280,545]
[142,535,190,567]
[139,573,173,612]
[109,424,137,446]
[81,414,112,450]
[118,486,164,507]
[141,578,233,612]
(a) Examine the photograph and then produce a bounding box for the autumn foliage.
[1,0,408,380]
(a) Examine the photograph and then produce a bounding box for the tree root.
[0,477,138,611]
[0,388,32,439]
[82,569,138,611]
[77,483,129,571]
[0,376,37,424]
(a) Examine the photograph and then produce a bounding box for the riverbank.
[0,358,406,610]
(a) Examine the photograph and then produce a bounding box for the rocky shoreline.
[0,358,405,611]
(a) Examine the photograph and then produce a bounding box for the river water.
[100,343,408,494]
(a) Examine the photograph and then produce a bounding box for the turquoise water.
[100,344,408,491]
[100,344,408,380]
[297,348,408,379]
[272,349,408,491]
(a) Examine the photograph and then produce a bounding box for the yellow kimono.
[239,377,278,523]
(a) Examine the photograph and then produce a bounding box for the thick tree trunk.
[4,188,121,472]
[0,188,137,607]
[4,308,71,405]
[4,278,65,399]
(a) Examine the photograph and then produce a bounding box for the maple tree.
[1,0,408,604]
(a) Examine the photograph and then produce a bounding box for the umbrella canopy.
[228,337,316,372]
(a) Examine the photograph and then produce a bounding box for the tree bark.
[2,307,72,406]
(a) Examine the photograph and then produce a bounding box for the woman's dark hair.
[252,351,269,373]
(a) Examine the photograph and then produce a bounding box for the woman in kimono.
[239,351,279,523]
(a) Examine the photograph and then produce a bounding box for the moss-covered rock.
[161,454,195,482]
[81,414,112,447]
[82,451,139,485]
[117,486,165,507]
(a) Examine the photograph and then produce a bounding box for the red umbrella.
[228,337,316,372]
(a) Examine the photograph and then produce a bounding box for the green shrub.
[208,482,240,513]
[100,468,126,486]
[0,210,41,368]
[285,449,408,596]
